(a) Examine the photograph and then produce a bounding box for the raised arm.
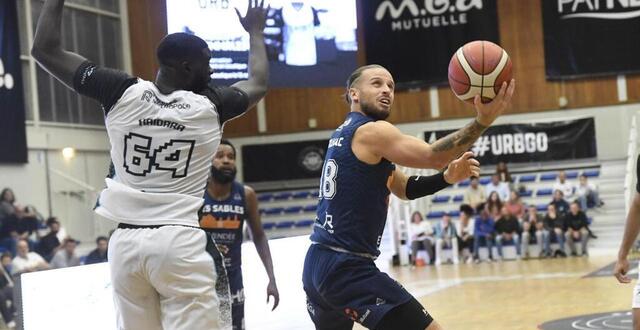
[232,0,269,109]
[31,0,87,89]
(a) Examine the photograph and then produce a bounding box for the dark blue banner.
[0,0,27,163]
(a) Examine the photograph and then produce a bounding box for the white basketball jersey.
[282,2,317,66]
[95,80,221,226]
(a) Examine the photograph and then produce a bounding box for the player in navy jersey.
[200,140,280,330]
[615,154,640,328]
[303,64,515,330]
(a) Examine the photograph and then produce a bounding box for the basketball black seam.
[448,75,493,88]
[481,41,485,100]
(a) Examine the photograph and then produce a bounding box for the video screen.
[166,0,358,87]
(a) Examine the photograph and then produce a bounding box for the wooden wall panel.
[127,0,166,81]
[223,106,259,137]
[626,74,640,102]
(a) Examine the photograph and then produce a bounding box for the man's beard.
[360,100,390,120]
[211,166,236,184]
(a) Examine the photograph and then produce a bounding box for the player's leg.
[579,228,589,256]
[148,226,231,330]
[227,268,246,330]
[108,228,163,330]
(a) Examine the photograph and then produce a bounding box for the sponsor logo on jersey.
[202,204,245,214]
[141,90,191,110]
[200,214,242,230]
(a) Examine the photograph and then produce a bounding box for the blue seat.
[519,174,536,183]
[284,206,303,214]
[264,207,284,215]
[273,192,292,200]
[520,190,533,197]
[540,173,557,181]
[275,221,295,229]
[536,204,548,212]
[583,170,600,178]
[258,193,273,202]
[566,171,579,179]
[262,222,276,230]
[479,177,491,185]
[448,210,460,217]
[292,191,311,199]
[426,211,445,219]
[458,179,471,187]
[79,255,87,264]
[303,204,318,213]
[536,188,553,197]
[587,217,593,225]
[259,208,266,214]
[432,195,451,203]
[452,195,464,202]
[295,219,315,227]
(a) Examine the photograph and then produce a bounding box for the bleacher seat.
[518,174,536,183]
[519,190,533,197]
[259,208,266,214]
[540,173,557,181]
[295,219,315,227]
[258,193,273,202]
[536,188,553,197]
[583,170,600,178]
[458,179,471,187]
[432,195,451,203]
[587,217,593,225]
[426,211,445,219]
[284,206,303,214]
[264,207,284,215]
[536,204,548,212]
[273,192,292,200]
[303,204,318,213]
[479,177,491,185]
[453,195,464,202]
[566,171,579,179]
[275,221,295,229]
[262,223,276,230]
[292,191,311,199]
[448,210,460,217]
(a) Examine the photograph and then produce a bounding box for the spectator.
[494,206,521,260]
[463,177,486,210]
[0,252,14,328]
[576,174,603,210]
[543,203,567,257]
[553,171,574,200]
[522,204,547,259]
[456,204,475,264]
[0,189,40,257]
[36,217,65,262]
[473,205,496,263]
[51,238,81,269]
[487,191,503,219]
[408,211,435,266]
[496,161,513,184]
[85,236,109,264]
[551,190,570,216]
[434,213,459,265]
[11,239,49,276]
[505,191,525,220]
[565,202,590,256]
[486,174,510,202]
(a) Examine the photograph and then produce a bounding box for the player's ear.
[349,88,359,103]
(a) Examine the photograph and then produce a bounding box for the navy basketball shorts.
[302,244,415,329]
[227,268,246,330]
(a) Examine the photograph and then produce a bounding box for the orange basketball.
[448,40,512,104]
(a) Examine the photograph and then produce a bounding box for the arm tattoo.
[431,119,488,153]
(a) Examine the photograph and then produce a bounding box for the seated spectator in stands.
[544,204,567,257]
[565,202,590,256]
[408,211,435,266]
[575,174,602,211]
[11,239,49,276]
[434,213,459,265]
[456,204,475,263]
[85,236,108,264]
[486,174,510,202]
[551,190,570,216]
[496,161,513,185]
[0,252,14,328]
[1,254,12,277]
[522,204,547,258]
[494,206,521,260]
[487,191,503,219]
[0,189,41,257]
[553,171,574,200]
[36,217,65,262]
[51,238,81,269]
[463,177,486,210]
[473,205,496,263]
[505,191,525,220]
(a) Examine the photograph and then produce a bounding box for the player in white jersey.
[31,0,269,329]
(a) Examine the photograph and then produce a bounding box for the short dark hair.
[219,139,236,157]
[46,217,59,226]
[344,64,387,104]
[0,188,14,203]
[156,33,209,67]
[96,236,108,244]
[460,204,474,216]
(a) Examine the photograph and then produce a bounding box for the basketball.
[448,40,513,104]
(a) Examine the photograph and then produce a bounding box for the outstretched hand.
[614,258,632,284]
[475,79,516,127]
[235,0,269,34]
[443,151,480,184]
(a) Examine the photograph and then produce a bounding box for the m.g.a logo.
[375,0,484,31]
[0,59,15,90]
[557,0,640,19]
[298,146,325,173]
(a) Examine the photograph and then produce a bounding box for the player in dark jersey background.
[303,64,515,330]
[200,140,280,330]
[614,154,640,328]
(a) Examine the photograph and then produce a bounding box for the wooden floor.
[241,236,635,330]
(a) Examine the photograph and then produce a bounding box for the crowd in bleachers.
[0,187,110,328]
[408,163,603,266]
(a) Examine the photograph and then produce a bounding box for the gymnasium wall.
[128,0,640,137]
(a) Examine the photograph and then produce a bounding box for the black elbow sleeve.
[405,173,451,200]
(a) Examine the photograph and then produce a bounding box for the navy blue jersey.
[200,182,247,272]
[310,112,395,257]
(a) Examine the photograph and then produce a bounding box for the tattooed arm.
[352,80,515,169]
